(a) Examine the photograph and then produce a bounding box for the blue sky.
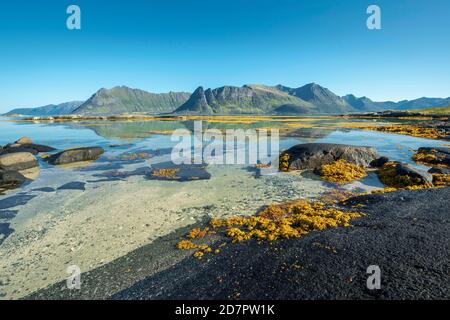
[0,0,449,112]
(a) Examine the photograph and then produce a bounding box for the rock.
[370,156,389,168]
[0,152,38,171]
[428,167,450,175]
[418,147,450,155]
[416,147,450,166]
[280,143,378,171]
[48,147,104,165]
[0,143,56,155]
[394,162,433,184]
[15,137,32,144]
[1,146,39,155]
[0,169,27,189]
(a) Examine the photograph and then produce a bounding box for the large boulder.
[0,152,38,171]
[279,143,378,171]
[48,147,104,165]
[0,169,27,190]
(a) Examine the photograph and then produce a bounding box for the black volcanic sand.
[25,187,450,300]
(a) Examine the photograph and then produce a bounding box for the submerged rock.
[0,169,27,190]
[279,143,378,171]
[57,182,86,191]
[0,152,38,171]
[0,141,56,155]
[148,164,211,182]
[48,147,104,165]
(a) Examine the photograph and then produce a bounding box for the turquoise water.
[1,117,447,168]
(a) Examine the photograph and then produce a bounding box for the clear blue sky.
[0,0,449,112]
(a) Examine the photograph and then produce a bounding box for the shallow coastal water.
[0,116,448,299]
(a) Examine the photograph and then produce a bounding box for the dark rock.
[370,156,389,168]
[0,169,27,190]
[0,194,36,210]
[418,147,450,155]
[57,182,86,191]
[417,147,450,166]
[0,210,17,219]
[394,162,433,184]
[19,143,56,153]
[0,222,14,245]
[428,167,450,175]
[32,187,55,193]
[280,143,378,170]
[1,142,56,155]
[0,152,38,171]
[48,147,104,165]
[1,146,39,155]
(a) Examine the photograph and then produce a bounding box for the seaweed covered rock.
[378,161,433,188]
[48,147,104,165]
[318,159,367,184]
[279,143,377,171]
[412,147,450,168]
[0,152,38,171]
[0,169,27,190]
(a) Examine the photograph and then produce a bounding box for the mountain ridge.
[72,86,191,115]
[4,101,84,116]
[3,84,449,116]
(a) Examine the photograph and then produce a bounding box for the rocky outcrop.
[47,147,104,165]
[279,143,378,171]
[0,152,38,171]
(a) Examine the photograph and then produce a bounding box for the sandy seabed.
[0,164,334,299]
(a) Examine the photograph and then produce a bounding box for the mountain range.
[4,83,449,116]
[4,101,84,116]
